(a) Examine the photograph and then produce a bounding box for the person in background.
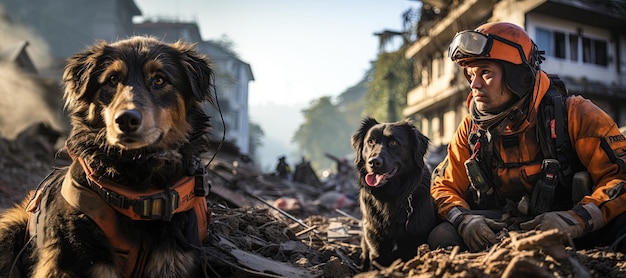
[275,156,292,180]
[428,21,626,252]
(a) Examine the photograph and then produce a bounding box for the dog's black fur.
[352,117,438,270]
[0,36,214,277]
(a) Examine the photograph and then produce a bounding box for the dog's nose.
[368,157,383,169]
[115,109,143,133]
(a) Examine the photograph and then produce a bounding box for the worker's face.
[464,61,516,113]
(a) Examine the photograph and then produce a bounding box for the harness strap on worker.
[537,75,583,188]
[466,124,500,208]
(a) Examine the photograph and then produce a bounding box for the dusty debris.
[203,204,362,277]
[1,125,625,277]
[0,122,67,209]
[355,229,626,278]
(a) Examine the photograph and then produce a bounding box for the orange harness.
[75,157,208,222]
[27,158,210,278]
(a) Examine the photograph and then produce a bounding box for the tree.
[364,47,412,122]
[292,96,352,172]
[337,69,371,131]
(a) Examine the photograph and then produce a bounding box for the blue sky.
[134,0,415,106]
[133,0,418,170]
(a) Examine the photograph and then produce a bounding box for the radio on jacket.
[464,158,491,205]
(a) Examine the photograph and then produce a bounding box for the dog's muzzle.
[115,109,143,134]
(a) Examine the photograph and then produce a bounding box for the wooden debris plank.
[295,226,318,237]
[327,221,350,242]
[216,235,314,278]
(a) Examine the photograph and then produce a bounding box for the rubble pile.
[1,123,625,277]
[356,229,626,278]
[203,205,361,277]
[0,122,67,208]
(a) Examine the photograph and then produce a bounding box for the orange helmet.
[448,22,544,97]
[448,22,541,69]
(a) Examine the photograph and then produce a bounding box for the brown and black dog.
[0,36,214,277]
[352,117,438,270]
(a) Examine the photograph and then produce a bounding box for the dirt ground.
[1,124,626,277]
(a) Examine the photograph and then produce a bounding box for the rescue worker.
[275,156,292,180]
[428,21,626,252]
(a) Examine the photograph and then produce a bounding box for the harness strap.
[26,169,66,251]
[538,85,582,187]
[552,92,577,184]
[77,157,203,221]
[60,170,144,277]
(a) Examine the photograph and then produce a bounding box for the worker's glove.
[519,210,585,239]
[457,214,506,252]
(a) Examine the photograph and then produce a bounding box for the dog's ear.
[172,41,215,105]
[62,40,107,110]
[351,117,379,166]
[411,125,430,169]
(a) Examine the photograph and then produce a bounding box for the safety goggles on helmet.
[448,30,529,65]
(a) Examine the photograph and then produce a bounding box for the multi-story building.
[134,20,254,154]
[403,0,626,148]
[197,40,254,154]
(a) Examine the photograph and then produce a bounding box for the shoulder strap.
[27,168,67,249]
[466,123,500,208]
[537,75,583,186]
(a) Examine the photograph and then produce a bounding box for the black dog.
[352,117,438,270]
[0,36,214,277]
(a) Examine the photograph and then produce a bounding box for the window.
[554,32,566,59]
[582,37,591,63]
[536,29,552,56]
[593,40,609,66]
[569,34,578,62]
[535,27,608,66]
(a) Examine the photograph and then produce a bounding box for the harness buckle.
[98,186,129,209]
[134,191,180,221]
[194,167,211,197]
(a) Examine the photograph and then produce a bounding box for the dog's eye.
[108,75,119,86]
[389,140,399,147]
[367,139,375,145]
[152,76,167,88]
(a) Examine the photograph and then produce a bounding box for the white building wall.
[200,46,253,155]
[526,13,621,84]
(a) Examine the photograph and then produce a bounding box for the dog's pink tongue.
[365,173,383,187]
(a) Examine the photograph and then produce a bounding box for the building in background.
[403,0,626,147]
[197,40,254,154]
